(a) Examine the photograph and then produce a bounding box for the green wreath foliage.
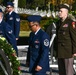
[0,37,21,75]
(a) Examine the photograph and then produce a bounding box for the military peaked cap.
[27,15,42,23]
[7,2,14,7]
[59,3,70,10]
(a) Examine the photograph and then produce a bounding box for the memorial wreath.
[0,37,21,75]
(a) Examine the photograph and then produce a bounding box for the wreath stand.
[49,22,58,75]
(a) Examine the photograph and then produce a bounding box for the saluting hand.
[35,65,42,71]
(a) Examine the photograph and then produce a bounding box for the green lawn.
[19,31,31,37]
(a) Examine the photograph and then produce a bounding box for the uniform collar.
[0,19,2,23]
[35,28,41,35]
[61,16,68,22]
[9,10,13,15]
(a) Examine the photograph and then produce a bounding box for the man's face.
[6,5,13,12]
[0,12,3,19]
[28,22,37,32]
[58,8,68,18]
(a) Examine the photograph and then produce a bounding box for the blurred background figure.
[5,2,20,41]
[0,8,18,56]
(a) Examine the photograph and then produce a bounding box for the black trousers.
[58,58,74,75]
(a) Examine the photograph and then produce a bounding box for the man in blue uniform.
[0,8,18,56]
[26,15,50,75]
[5,2,20,40]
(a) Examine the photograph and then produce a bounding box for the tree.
[33,0,46,10]
[2,0,13,6]
[18,0,26,8]
[0,0,3,5]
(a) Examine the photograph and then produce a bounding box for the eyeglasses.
[29,25,36,28]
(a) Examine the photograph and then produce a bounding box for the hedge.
[19,14,56,31]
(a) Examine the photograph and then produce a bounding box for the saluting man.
[0,8,18,56]
[5,2,20,41]
[26,15,50,75]
[56,4,76,75]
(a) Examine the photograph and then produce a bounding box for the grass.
[19,31,31,37]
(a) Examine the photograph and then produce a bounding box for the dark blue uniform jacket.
[0,20,18,55]
[5,11,20,38]
[27,29,50,73]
